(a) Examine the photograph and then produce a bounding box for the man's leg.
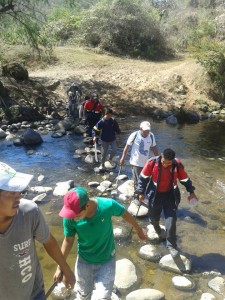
[94,257,116,300]
[75,256,94,300]
[162,192,178,256]
[131,165,143,203]
[101,141,109,167]
[108,140,117,161]
[148,194,163,235]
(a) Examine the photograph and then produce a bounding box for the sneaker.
[158,229,166,240]
[168,246,179,258]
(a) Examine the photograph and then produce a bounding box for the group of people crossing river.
[0,83,198,300]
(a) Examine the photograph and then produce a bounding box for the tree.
[0,0,49,50]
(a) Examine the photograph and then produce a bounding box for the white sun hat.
[140,121,151,131]
[0,162,33,192]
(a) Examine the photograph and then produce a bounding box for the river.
[1,115,225,299]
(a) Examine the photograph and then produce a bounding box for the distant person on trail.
[79,95,90,122]
[137,148,198,258]
[120,121,158,203]
[0,162,75,300]
[54,187,147,300]
[92,108,121,170]
[67,82,82,98]
[67,82,82,119]
[84,93,104,137]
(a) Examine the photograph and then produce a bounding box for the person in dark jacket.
[93,108,121,170]
[137,148,198,257]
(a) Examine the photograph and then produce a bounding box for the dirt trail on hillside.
[29,47,216,115]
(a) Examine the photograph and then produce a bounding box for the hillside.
[1,46,222,118]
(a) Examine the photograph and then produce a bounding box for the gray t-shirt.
[0,199,50,300]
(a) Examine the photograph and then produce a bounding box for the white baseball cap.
[140,121,151,131]
[0,162,33,192]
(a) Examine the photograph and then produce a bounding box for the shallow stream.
[1,116,225,299]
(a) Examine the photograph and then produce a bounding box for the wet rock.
[53,180,74,196]
[51,282,73,299]
[114,259,139,294]
[113,225,131,240]
[159,254,192,274]
[32,193,47,203]
[128,202,148,217]
[23,128,43,145]
[54,119,74,131]
[166,115,178,125]
[118,180,134,197]
[75,149,87,155]
[172,275,194,290]
[200,292,216,300]
[208,276,225,296]
[85,154,95,164]
[0,128,6,138]
[74,125,86,135]
[100,180,112,188]
[30,186,53,193]
[146,224,166,242]
[88,181,100,187]
[126,288,165,300]
[96,185,107,193]
[117,174,128,180]
[13,137,24,146]
[51,131,65,138]
[105,160,117,169]
[118,194,128,202]
[139,244,161,262]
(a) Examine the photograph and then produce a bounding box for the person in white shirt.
[120,121,158,203]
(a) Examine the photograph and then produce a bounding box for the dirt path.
[29,47,216,115]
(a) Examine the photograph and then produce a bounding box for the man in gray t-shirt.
[0,162,75,300]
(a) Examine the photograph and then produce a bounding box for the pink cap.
[59,187,88,219]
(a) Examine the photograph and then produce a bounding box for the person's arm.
[120,144,129,165]
[121,211,147,240]
[53,236,75,284]
[43,234,75,289]
[152,146,158,156]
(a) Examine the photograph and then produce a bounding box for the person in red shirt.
[137,148,198,257]
[84,93,104,137]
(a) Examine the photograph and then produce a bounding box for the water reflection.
[1,116,225,299]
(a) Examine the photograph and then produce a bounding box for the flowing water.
[1,116,225,300]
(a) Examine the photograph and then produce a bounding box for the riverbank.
[1,46,223,119]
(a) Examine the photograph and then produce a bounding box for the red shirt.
[84,99,103,113]
[141,158,189,192]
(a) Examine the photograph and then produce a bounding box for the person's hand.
[53,266,63,283]
[188,192,198,205]
[119,158,124,166]
[136,227,147,241]
[139,194,145,202]
[62,266,75,290]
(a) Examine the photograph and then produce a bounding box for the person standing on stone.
[137,148,198,257]
[120,121,158,203]
[83,93,104,137]
[0,162,75,300]
[54,187,147,300]
[93,108,121,170]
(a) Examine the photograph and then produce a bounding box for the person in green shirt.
[54,187,147,300]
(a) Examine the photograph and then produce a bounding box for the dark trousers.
[149,191,177,248]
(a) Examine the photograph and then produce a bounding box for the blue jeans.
[75,256,116,300]
[32,289,45,300]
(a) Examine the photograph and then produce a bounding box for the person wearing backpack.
[137,148,198,258]
[120,121,158,202]
[93,108,121,170]
[84,93,104,137]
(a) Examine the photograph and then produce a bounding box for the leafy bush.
[194,38,225,102]
[78,0,169,59]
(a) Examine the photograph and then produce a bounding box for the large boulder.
[22,128,43,145]
[5,105,43,123]
[2,63,29,81]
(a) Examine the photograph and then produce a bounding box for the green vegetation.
[1,0,225,101]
